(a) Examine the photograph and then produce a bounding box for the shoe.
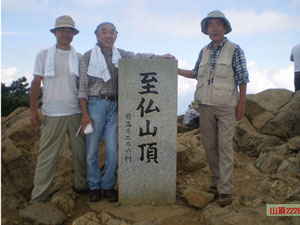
[103,189,118,202]
[73,186,89,194]
[208,186,219,197]
[216,194,233,207]
[89,189,101,202]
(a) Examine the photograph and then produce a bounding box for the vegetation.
[1,77,30,117]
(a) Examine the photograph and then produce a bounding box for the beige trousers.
[31,114,88,203]
[198,104,236,194]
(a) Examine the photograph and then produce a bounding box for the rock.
[255,152,283,174]
[260,90,300,138]
[99,211,130,225]
[133,222,156,225]
[72,212,100,225]
[285,187,300,201]
[245,89,293,131]
[2,138,23,165]
[177,129,207,172]
[277,158,299,176]
[200,204,291,225]
[287,136,300,152]
[260,144,289,155]
[234,117,283,157]
[19,203,67,225]
[239,195,267,207]
[182,186,215,209]
[50,191,75,215]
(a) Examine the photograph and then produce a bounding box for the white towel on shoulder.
[87,45,121,82]
[44,44,79,77]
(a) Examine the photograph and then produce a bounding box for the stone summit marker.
[118,59,177,205]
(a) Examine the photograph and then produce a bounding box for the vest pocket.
[211,83,233,105]
[197,65,206,78]
[214,63,230,78]
[194,80,205,102]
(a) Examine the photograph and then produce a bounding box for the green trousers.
[31,114,88,203]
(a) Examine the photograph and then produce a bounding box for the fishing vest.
[194,40,239,107]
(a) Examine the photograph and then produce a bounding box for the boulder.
[254,152,283,174]
[72,212,100,225]
[234,117,283,157]
[245,89,293,131]
[287,136,300,152]
[19,203,67,225]
[182,186,215,209]
[260,90,300,138]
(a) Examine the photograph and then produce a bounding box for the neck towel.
[87,45,121,82]
[44,44,79,77]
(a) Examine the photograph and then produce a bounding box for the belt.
[99,94,118,101]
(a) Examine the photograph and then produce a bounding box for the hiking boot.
[103,189,118,202]
[89,189,101,202]
[208,185,219,197]
[216,194,233,207]
[72,186,89,194]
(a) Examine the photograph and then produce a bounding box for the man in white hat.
[30,15,88,203]
[78,22,175,202]
[178,10,249,206]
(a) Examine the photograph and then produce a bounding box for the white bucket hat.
[201,10,232,35]
[50,15,79,35]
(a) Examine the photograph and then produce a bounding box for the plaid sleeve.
[78,52,90,99]
[232,45,250,86]
[192,49,203,78]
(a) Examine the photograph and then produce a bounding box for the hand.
[30,109,41,128]
[236,100,245,121]
[81,113,94,133]
[152,54,175,59]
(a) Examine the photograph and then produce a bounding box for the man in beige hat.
[30,15,88,204]
[178,10,249,206]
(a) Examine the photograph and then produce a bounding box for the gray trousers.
[31,114,88,203]
[198,104,236,194]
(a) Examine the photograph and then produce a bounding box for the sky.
[2,0,300,115]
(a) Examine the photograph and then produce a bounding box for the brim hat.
[50,15,79,35]
[200,10,232,35]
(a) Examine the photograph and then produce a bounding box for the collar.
[207,37,227,50]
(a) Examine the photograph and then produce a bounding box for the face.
[53,28,75,48]
[207,18,226,45]
[96,24,118,50]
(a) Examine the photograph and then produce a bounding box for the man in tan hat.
[30,15,88,204]
[178,10,249,206]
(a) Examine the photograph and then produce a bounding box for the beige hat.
[50,15,79,35]
[201,10,232,35]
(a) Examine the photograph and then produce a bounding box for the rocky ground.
[1,89,300,225]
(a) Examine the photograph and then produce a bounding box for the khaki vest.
[194,40,239,107]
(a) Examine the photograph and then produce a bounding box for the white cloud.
[177,60,197,96]
[247,61,293,94]
[226,9,300,35]
[2,0,49,11]
[74,0,121,6]
[121,2,202,38]
[2,31,31,36]
[1,67,32,86]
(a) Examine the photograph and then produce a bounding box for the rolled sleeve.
[233,46,250,86]
[78,53,90,99]
[192,50,203,79]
